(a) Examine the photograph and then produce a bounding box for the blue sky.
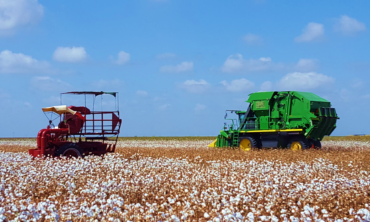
[0,0,369,137]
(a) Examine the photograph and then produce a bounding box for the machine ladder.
[232,131,240,147]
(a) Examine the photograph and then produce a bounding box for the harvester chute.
[42,105,77,115]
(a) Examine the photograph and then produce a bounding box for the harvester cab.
[223,110,249,131]
[209,91,339,151]
[29,91,122,158]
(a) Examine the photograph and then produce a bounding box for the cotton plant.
[0,140,370,221]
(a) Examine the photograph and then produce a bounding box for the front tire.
[55,143,83,157]
[287,137,311,151]
[239,136,259,151]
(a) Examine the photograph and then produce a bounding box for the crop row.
[0,144,370,221]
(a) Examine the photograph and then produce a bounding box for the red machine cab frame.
[29,91,122,157]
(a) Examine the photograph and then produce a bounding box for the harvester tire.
[239,136,259,151]
[312,140,322,149]
[287,137,311,151]
[55,143,83,158]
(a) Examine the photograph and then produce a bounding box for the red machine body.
[29,91,122,158]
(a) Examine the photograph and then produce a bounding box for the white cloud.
[158,104,170,110]
[340,88,350,102]
[115,51,130,65]
[362,94,370,99]
[24,102,31,107]
[136,90,148,96]
[156,53,176,59]
[279,72,334,90]
[335,15,366,35]
[0,0,43,35]
[42,96,60,104]
[0,50,50,74]
[221,54,282,73]
[179,79,210,93]
[194,103,206,111]
[53,47,87,63]
[295,59,318,71]
[220,78,255,92]
[351,79,363,89]
[31,76,70,91]
[295,22,324,42]
[160,61,193,73]
[260,81,273,92]
[0,90,10,99]
[91,79,123,89]
[243,33,263,45]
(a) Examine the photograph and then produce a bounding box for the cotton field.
[0,139,370,221]
[1,139,370,150]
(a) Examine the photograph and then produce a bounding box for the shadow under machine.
[29,91,122,157]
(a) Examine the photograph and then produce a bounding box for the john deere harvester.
[209,91,339,150]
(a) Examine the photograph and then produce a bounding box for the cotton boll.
[204,212,210,218]
[171,215,180,222]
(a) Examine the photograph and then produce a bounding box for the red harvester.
[29,91,122,157]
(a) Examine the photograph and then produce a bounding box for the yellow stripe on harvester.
[240,129,303,133]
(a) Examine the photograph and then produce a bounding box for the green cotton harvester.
[209,91,339,151]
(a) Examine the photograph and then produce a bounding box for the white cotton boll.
[33,212,41,220]
[213,218,220,222]
[221,209,226,215]
[86,209,94,217]
[28,204,35,212]
[51,212,60,220]
[321,209,328,214]
[235,212,243,219]
[259,215,267,221]
[181,213,188,220]
[290,216,299,222]
[171,215,180,222]
[271,215,279,222]
[226,208,232,214]
[11,205,18,212]
[0,207,5,214]
[357,209,370,221]
[349,208,354,215]
[0,215,6,221]
[247,212,254,220]
[281,209,287,214]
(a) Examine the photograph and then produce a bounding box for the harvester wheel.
[287,137,311,151]
[312,140,322,149]
[55,143,83,158]
[239,136,258,151]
